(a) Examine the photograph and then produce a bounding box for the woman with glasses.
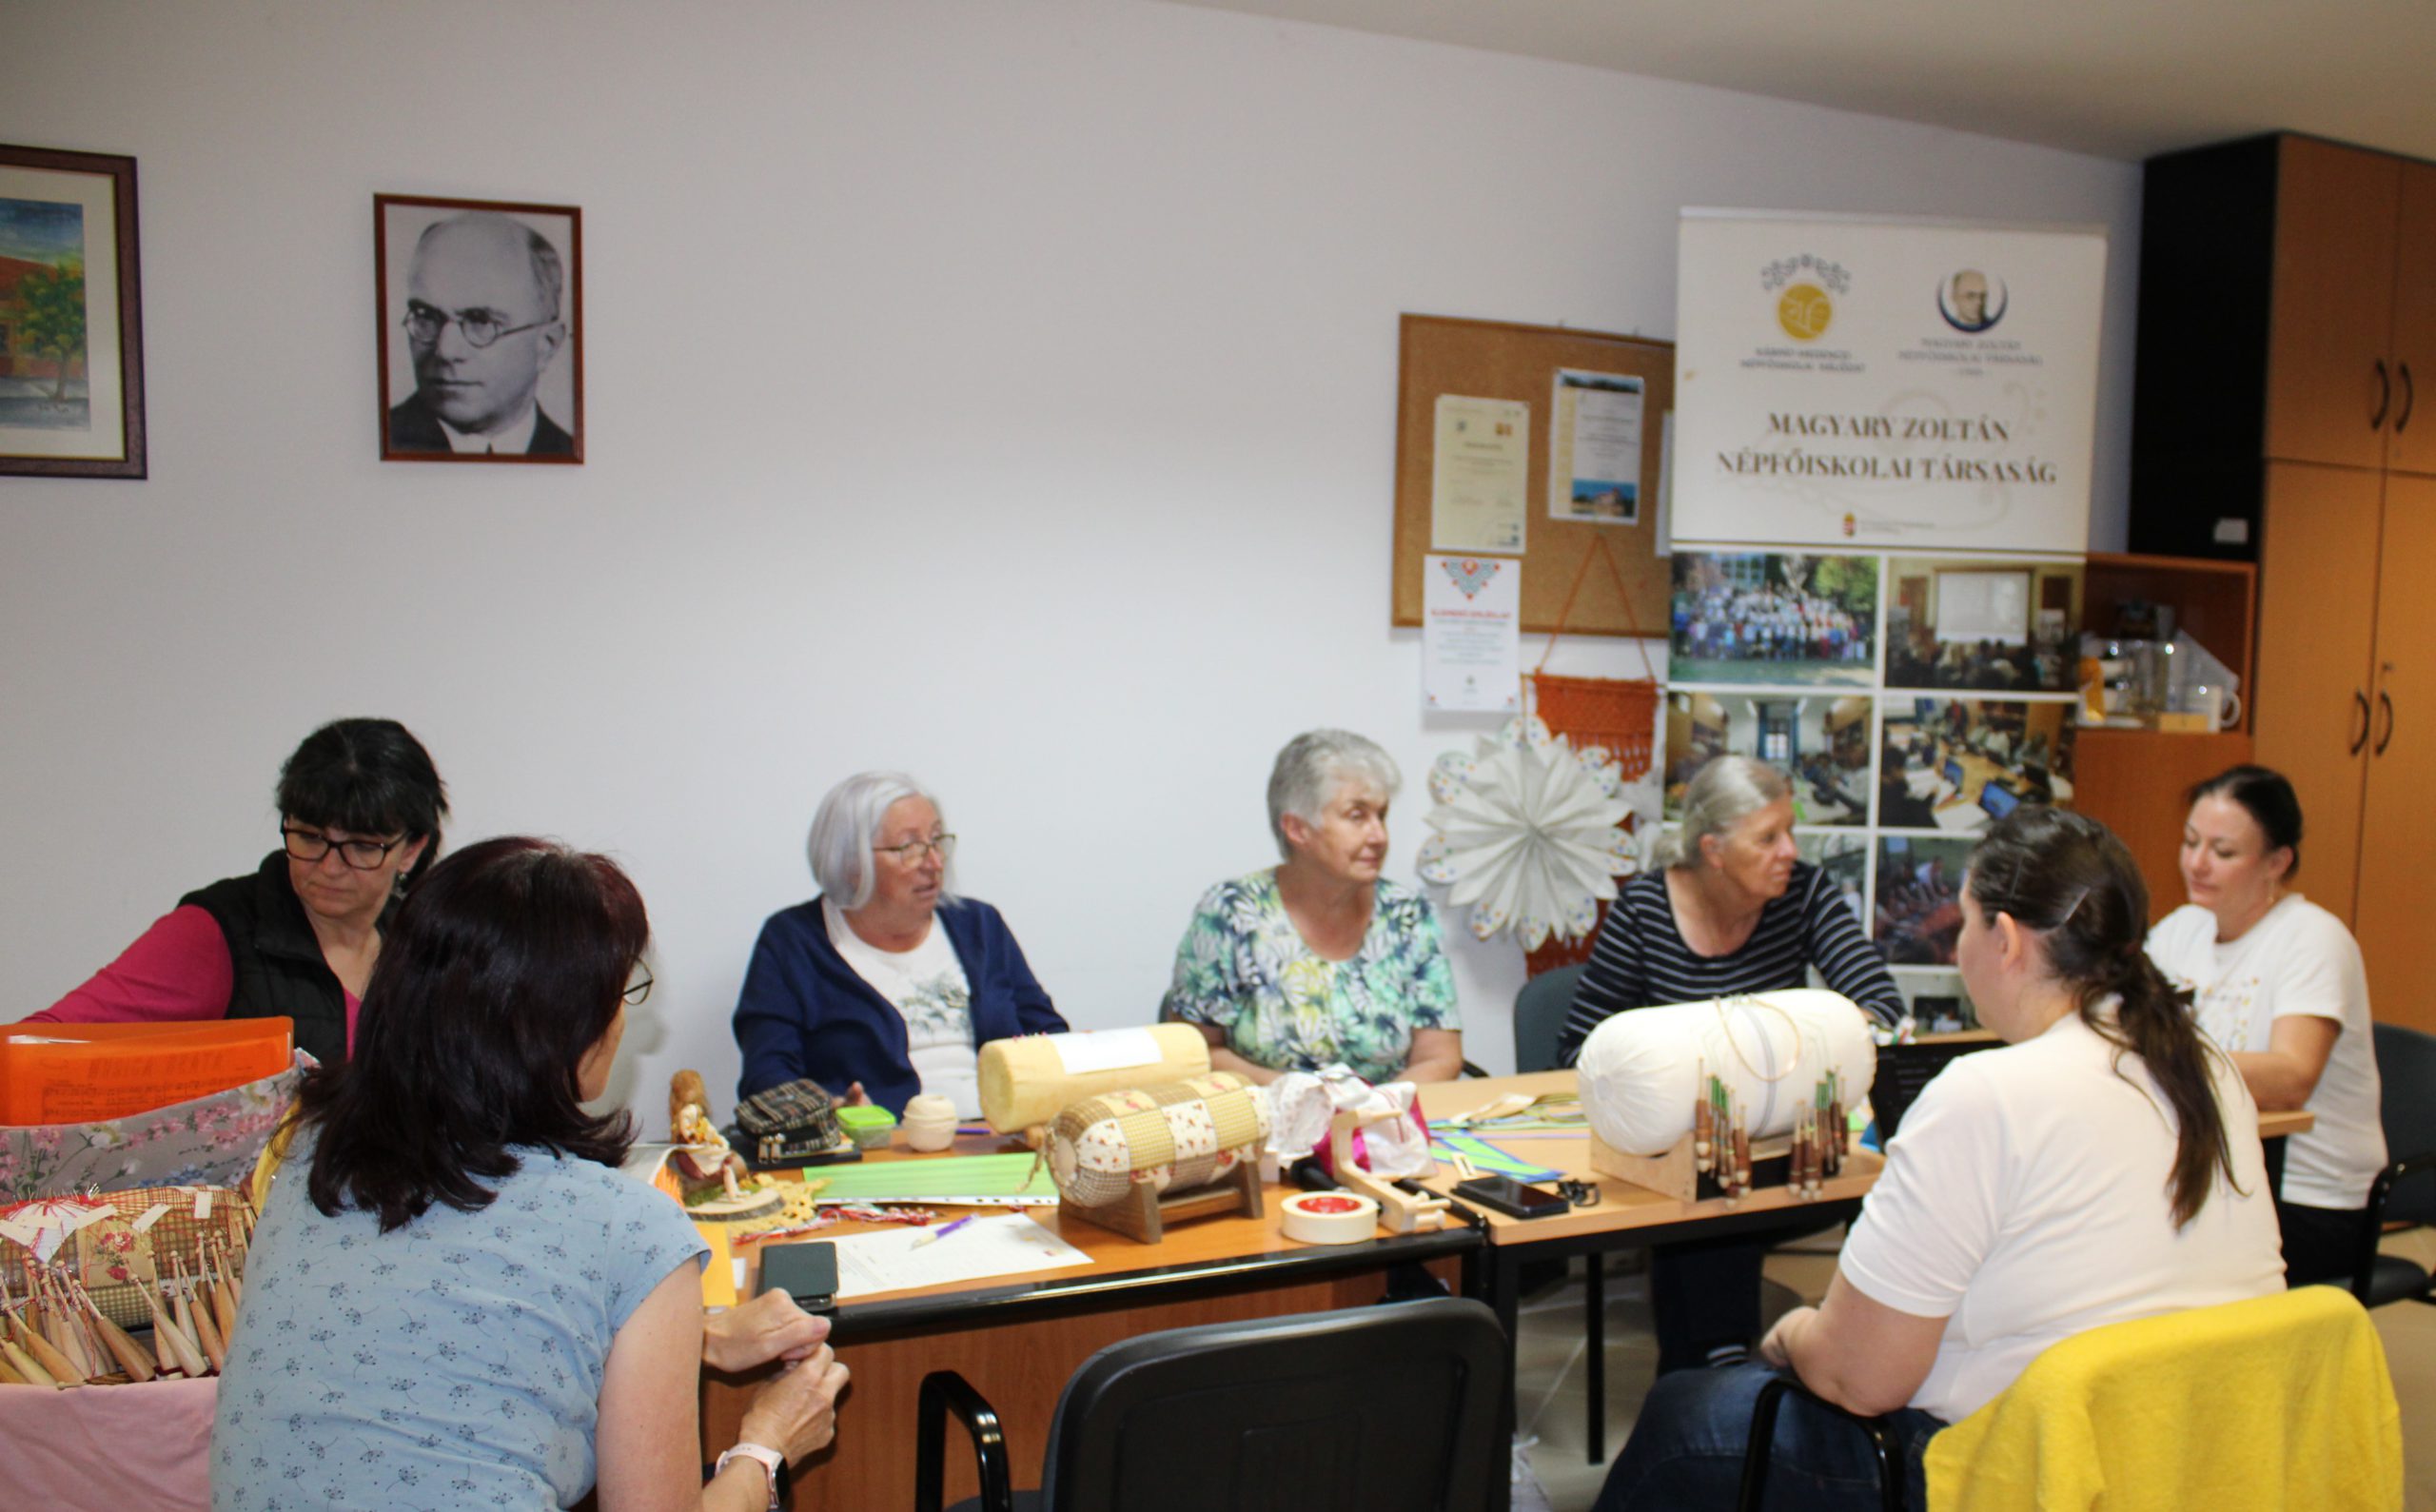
[733,771,1066,1117]
[1159,730,1464,1086]
[29,717,447,1068]
[213,838,849,1512]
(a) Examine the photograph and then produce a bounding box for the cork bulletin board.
[1391,313,1673,638]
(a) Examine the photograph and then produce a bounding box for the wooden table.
[1410,1070,2313,1489]
[703,1130,1478,1509]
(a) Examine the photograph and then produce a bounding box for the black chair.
[2350,1022,2436,1306]
[1512,963,1584,1076]
[1736,1376,1907,1512]
[914,1296,1507,1512]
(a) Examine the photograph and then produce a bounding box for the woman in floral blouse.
[1160,729,1463,1085]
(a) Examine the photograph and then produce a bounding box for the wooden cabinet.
[2391,168,2436,477]
[2263,138,2401,471]
[2353,475,2436,1028]
[2133,132,2436,1032]
[2251,464,2381,926]
[2070,554,2256,923]
[2132,134,2436,563]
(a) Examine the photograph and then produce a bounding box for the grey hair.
[806,771,956,910]
[1660,756,1793,869]
[1266,729,1402,859]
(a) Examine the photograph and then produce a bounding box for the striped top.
[1558,862,1906,1065]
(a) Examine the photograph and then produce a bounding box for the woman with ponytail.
[2148,765,2385,1286]
[1594,809,2284,1511]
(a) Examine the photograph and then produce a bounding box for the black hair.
[295,836,645,1231]
[1965,807,2238,1228]
[277,718,450,885]
[2185,764,2304,877]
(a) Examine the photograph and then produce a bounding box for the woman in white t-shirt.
[1595,808,2283,1511]
[2148,764,2386,1286]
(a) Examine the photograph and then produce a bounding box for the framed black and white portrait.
[375,193,581,463]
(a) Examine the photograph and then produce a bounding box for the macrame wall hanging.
[1518,536,1664,974]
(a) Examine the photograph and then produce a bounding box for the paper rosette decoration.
[1418,717,1642,949]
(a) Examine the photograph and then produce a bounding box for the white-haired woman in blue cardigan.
[733,772,1066,1116]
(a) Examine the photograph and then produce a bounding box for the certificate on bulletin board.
[1550,369,1643,525]
[1429,394,1529,554]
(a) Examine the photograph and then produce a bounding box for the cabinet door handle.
[2374,360,2392,429]
[2401,363,2417,434]
[2351,689,2372,755]
[2375,691,2396,756]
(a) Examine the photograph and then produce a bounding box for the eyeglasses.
[874,834,956,866]
[621,969,654,1008]
[281,825,407,871]
[403,302,550,350]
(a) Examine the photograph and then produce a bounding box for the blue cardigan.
[732,895,1067,1115]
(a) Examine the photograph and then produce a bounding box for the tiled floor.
[1512,1229,2436,1510]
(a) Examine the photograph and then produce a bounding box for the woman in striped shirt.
[1562,756,1907,1375]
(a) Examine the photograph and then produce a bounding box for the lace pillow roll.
[1576,989,1877,1156]
[1046,1071,1268,1208]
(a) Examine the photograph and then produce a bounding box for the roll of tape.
[1280,1191,1380,1246]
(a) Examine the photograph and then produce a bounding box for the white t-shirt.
[1839,1010,2284,1424]
[2148,894,2386,1209]
[822,899,981,1117]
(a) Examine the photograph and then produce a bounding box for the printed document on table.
[1430,394,1529,553]
[830,1212,1092,1298]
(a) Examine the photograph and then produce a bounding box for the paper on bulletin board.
[1549,369,1642,524]
[1430,394,1529,553]
[1424,555,1521,712]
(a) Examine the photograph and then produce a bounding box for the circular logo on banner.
[1937,268,2007,332]
[1777,283,1834,342]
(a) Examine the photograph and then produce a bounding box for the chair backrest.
[1514,964,1587,1072]
[2373,1021,2436,1226]
[1035,1296,1508,1512]
[1920,1286,2402,1512]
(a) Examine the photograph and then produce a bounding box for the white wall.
[0,0,2141,1114]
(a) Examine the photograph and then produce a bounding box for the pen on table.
[911,1215,976,1248]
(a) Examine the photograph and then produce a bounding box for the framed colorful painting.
[0,145,145,479]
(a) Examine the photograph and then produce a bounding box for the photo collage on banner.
[1666,209,2107,1031]
[1664,547,2087,1031]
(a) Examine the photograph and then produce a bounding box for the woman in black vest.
[29,718,447,1066]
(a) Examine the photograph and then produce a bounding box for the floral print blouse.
[1160,870,1460,1084]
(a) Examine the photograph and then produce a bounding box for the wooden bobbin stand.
[1059,1160,1263,1245]
[1327,1109,1450,1234]
[1589,1129,1798,1206]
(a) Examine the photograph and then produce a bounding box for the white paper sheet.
[1423,554,1521,712]
[829,1211,1092,1298]
[1429,394,1529,553]
[1549,368,1643,524]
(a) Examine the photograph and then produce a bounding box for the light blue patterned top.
[211,1134,708,1511]
[1161,870,1461,1084]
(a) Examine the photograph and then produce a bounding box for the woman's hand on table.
[704,1289,833,1371]
[739,1344,852,1463]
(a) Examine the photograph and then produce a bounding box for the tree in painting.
[16,262,85,402]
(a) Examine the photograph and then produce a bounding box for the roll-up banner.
[1673,211,2105,555]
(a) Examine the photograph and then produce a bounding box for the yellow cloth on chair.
[1922,1286,2401,1511]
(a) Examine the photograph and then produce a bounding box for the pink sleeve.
[25,906,235,1025]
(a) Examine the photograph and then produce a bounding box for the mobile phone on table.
[1450,1174,1569,1220]
[757,1240,839,1313]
